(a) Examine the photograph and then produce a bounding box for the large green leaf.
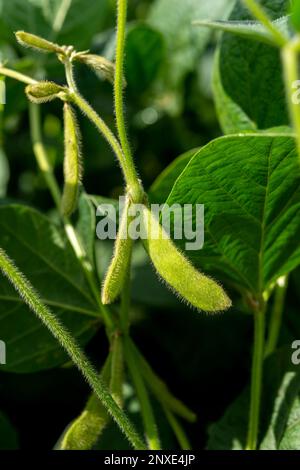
[0,0,109,49]
[166,134,300,295]
[0,204,100,373]
[0,411,18,449]
[208,349,300,450]
[215,0,289,131]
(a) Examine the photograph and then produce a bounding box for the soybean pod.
[141,205,231,313]
[61,103,82,217]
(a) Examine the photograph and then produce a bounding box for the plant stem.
[64,58,78,93]
[130,340,196,422]
[70,92,128,181]
[265,276,288,357]
[0,67,37,85]
[120,270,131,335]
[163,408,192,450]
[124,336,161,450]
[0,246,146,450]
[246,301,266,450]
[282,37,300,162]
[242,0,288,47]
[114,0,143,201]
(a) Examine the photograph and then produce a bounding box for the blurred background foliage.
[0,0,298,450]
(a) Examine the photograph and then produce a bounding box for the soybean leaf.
[0,204,100,373]
[125,24,165,94]
[0,0,109,50]
[194,16,291,47]
[208,348,300,450]
[212,50,257,134]
[0,411,18,449]
[149,149,197,204]
[166,134,300,296]
[215,0,289,130]
[147,0,235,114]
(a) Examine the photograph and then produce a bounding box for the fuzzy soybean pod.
[16,31,63,54]
[61,103,82,217]
[141,206,231,313]
[101,197,133,305]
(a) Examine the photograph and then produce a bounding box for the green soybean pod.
[59,355,111,450]
[75,54,116,85]
[141,206,231,313]
[25,82,65,104]
[16,31,63,54]
[101,197,133,305]
[61,103,82,217]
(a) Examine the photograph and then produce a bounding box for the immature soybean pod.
[61,103,82,217]
[141,206,231,312]
[101,196,133,305]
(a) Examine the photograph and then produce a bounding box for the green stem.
[64,58,78,93]
[70,92,129,183]
[242,0,288,47]
[110,333,124,408]
[124,337,161,450]
[265,276,288,357]
[114,0,143,201]
[282,37,300,163]
[0,246,146,450]
[130,340,196,422]
[246,302,266,450]
[120,270,131,335]
[0,67,37,86]
[163,408,192,450]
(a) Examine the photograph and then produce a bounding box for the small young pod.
[15,31,63,54]
[101,197,133,305]
[25,81,65,104]
[61,103,82,217]
[75,53,126,87]
[141,206,231,313]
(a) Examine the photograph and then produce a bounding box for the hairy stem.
[114,0,143,200]
[70,92,129,180]
[242,0,288,47]
[124,337,161,450]
[0,246,146,450]
[163,408,192,450]
[246,302,266,450]
[265,276,288,357]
